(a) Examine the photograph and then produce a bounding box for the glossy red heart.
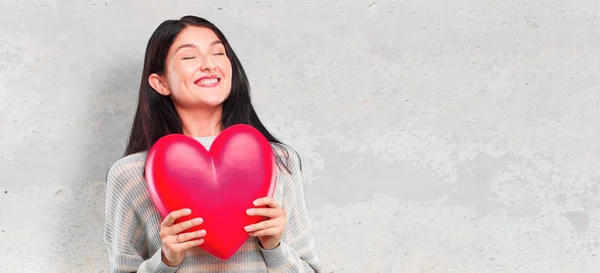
[145,124,277,260]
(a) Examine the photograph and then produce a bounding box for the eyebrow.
[173,40,223,54]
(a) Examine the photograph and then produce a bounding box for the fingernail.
[194,218,203,224]
[244,226,250,231]
[253,200,259,206]
[246,209,253,215]
[184,209,192,214]
[199,230,206,236]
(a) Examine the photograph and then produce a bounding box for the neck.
[176,106,224,137]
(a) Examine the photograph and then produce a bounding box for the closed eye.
[182,56,196,60]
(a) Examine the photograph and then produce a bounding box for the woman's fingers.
[160,209,203,244]
[244,219,280,232]
[161,208,191,228]
[174,229,207,244]
[248,226,282,237]
[170,217,203,234]
[159,209,205,267]
[247,207,284,218]
[172,238,204,252]
[182,239,205,250]
[253,197,281,208]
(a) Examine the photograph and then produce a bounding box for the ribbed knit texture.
[103,136,323,273]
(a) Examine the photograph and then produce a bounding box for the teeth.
[197,78,218,85]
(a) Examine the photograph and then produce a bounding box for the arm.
[259,148,323,273]
[103,162,180,273]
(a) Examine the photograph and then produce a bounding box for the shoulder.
[106,151,148,189]
[104,152,153,232]
[270,142,302,172]
[270,143,305,199]
[269,143,309,209]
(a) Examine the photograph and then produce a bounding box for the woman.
[104,15,322,273]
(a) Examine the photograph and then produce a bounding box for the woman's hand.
[159,208,206,267]
[244,197,286,250]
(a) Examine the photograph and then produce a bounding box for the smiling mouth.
[195,76,221,87]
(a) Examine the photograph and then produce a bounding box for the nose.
[200,55,216,71]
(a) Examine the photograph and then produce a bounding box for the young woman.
[103,15,323,272]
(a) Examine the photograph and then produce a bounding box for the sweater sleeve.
[103,160,179,273]
[259,148,323,273]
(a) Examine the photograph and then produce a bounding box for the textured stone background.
[1,0,600,272]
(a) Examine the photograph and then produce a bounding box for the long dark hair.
[124,15,291,173]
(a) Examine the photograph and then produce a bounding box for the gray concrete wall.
[1,0,599,272]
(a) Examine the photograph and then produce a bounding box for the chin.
[191,92,229,106]
[200,97,228,107]
[206,93,230,105]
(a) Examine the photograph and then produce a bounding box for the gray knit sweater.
[103,136,323,272]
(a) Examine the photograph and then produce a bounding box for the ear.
[148,73,171,96]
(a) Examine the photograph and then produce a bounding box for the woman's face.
[150,26,233,109]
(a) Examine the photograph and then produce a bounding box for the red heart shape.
[145,124,277,260]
